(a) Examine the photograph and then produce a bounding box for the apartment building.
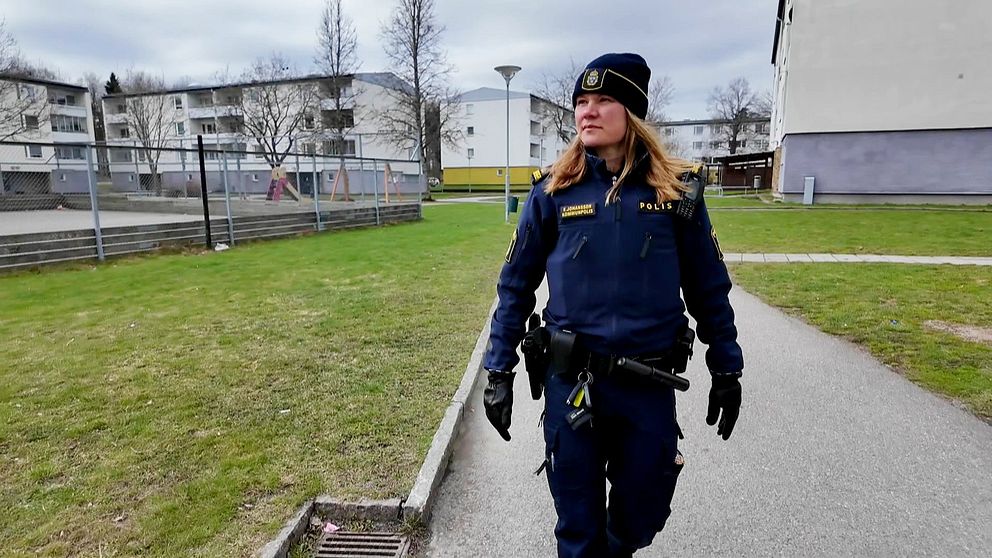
[657,118,771,162]
[771,0,992,203]
[440,87,571,187]
[102,72,419,195]
[0,75,95,195]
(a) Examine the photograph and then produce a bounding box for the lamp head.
[494,65,522,85]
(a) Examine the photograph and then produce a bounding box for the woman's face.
[575,93,627,151]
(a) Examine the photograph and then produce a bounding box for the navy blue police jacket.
[484,153,744,376]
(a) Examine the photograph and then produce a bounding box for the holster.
[520,313,551,400]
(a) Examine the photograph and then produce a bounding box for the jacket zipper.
[571,235,588,259]
[640,233,652,259]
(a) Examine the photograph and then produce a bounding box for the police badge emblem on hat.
[582,69,602,90]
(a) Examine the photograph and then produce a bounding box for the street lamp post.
[494,65,521,223]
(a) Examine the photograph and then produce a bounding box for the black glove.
[483,370,515,441]
[706,375,742,440]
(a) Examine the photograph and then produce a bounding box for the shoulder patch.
[532,167,551,185]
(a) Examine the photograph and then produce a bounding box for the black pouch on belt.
[549,329,578,375]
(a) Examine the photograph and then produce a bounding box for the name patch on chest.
[639,200,676,213]
[561,203,597,220]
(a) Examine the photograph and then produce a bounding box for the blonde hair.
[545,108,693,204]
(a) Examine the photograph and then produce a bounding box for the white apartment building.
[441,87,571,187]
[658,118,771,162]
[771,0,992,203]
[102,72,420,195]
[0,75,95,195]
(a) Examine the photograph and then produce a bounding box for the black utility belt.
[548,328,694,392]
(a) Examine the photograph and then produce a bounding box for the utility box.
[803,176,815,205]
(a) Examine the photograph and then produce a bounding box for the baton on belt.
[614,357,691,392]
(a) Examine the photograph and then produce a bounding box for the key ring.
[577,370,590,384]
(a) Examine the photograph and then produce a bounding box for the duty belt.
[549,329,692,392]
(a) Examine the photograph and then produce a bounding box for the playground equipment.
[265,167,301,202]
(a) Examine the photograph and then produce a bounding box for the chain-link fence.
[0,139,424,271]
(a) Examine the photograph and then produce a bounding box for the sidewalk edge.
[401,295,498,522]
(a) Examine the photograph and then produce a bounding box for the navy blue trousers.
[542,368,683,558]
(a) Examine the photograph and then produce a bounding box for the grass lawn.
[0,204,512,557]
[731,264,992,419]
[710,207,991,256]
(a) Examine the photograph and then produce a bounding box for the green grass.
[731,264,992,419]
[0,204,513,557]
[710,208,991,255]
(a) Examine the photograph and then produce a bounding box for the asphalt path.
[426,282,992,557]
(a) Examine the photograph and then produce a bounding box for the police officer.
[482,53,744,558]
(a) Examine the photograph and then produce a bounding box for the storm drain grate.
[314,531,409,558]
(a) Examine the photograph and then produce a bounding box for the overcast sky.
[2,0,778,119]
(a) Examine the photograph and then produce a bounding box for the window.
[739,139,747,149]
[709,124,722,134]
[467,126,474,136]
[303,114,316,130]
[110,148,132,162]
[201,123,216,134]
[252,173,259,182]
[187,174,193,181]
[321,140,356,155]
[18,84,38,100]
[530,143,540,158]
[466,104,474,115]
[174,96,183,110]
[55,146,85,160]
[530,121,541,135]
[25,145,42,158]
[709,141,722,149]
[59,173,67,182]
[50,93,77,106]
[302,142,316,155]
[175,122,186,135]
[23,115,39,130]
[693,126,703,135]
[755,123,768,134]
[255,145,267,159]
[120,127,130,138]
[664,128,675,136]
[51,115,88,133]
[128,174,135,182]
[117,104,126,113]
[321,109,354,128]
[467,148,474,158]
[138,150,146,162]
[692,141,703,150]
[496,168,503,176]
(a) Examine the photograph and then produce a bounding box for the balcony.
[51,104,88,118]
[104,112,128,124]
[188,105,242,119]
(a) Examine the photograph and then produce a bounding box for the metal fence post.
[358,134,366,202]
[373,159,381,226]
[85,146,105,261]
[132,139,140,188]
[312,155,321,232]
[417,147,425,219]
[197,135,213,248]
[222,156,235,246]
[236,155,244,200]
[0,162,5,196]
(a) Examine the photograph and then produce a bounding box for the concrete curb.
[257,500,314,558]
[257,297,498,556]
[402,296,498,522]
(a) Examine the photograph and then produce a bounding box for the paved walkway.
[725,253,992,265]
[426,282,992,557]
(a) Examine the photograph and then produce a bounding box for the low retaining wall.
[0,203,421,271]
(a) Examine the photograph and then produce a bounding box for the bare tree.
[535,59,579,143]
[236,54,318,168]
[314,0,362,165]
[646,75,675,124]
[0,21,50,142]
[119,71,172,194]
[707,77,774,155]
[377,0,461,197]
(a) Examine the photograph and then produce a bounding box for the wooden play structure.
[265,166,301,202]
[328,162,352,202]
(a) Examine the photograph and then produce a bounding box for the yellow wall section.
[444,166,538,186]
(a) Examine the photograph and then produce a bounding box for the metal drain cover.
[315,531,409,557]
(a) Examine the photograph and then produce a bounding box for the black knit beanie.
[572,53,651,119]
